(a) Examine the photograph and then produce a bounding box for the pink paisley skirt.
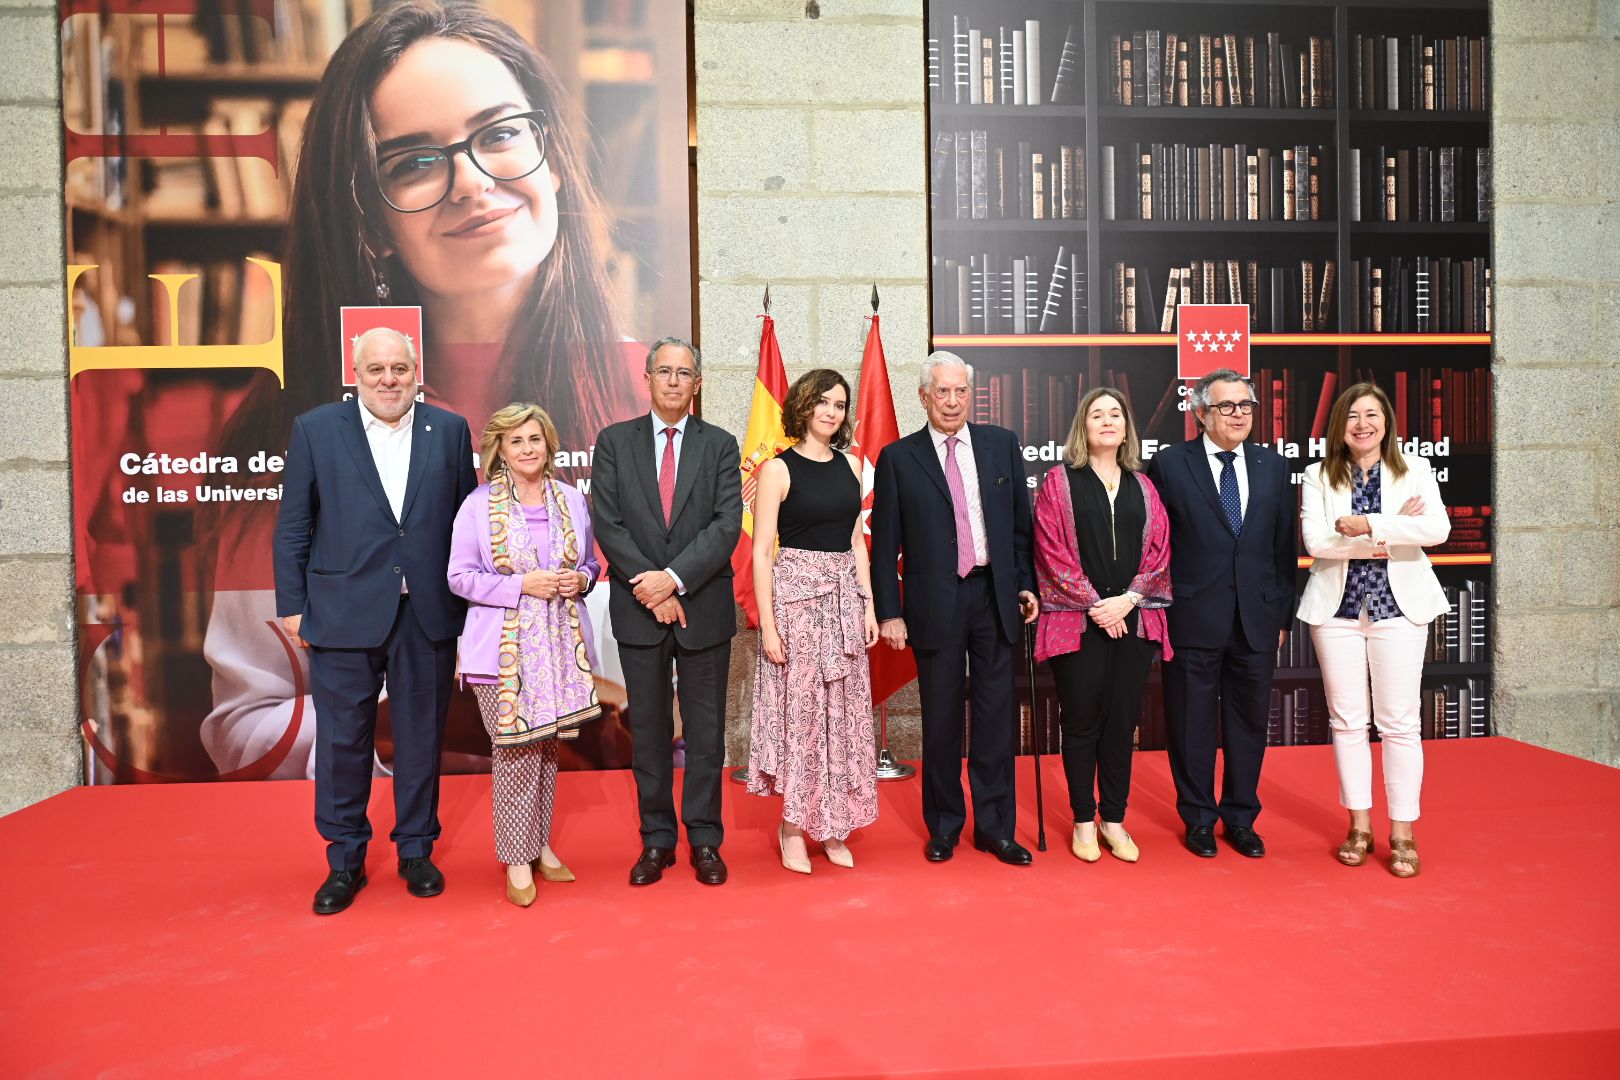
[746,547,878,841]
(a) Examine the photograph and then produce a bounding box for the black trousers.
[309,595,456,872]
[618,632,731,849]
[1160,610,1277,830]
[913,573,1017,842]
[1049,623,1156,823]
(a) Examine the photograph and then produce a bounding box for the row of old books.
[1266,687,1330,746]
[1349,34,1490,112]
[969,369,1084,446]
[62,17,129,210]
[140,99,310,221]
[1347,256,1492,335]
[931,132,1086,220]
[1109,30,1333,109]
[1278,618,1321,670]
[140,0,363,69]
[1102,142,1332,222]
[930,17,1082,105]
[146,254,279,348]
[1112,259,1336,334]
[1374,366,1493,449]
[935,251,1087,335]
[1422,680,1491,739]
[1437,504,1492,556]
[1350,146,1492,223]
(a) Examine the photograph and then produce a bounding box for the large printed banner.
[64,0,691,782]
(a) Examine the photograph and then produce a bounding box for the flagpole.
[730,283,776,787]
[863,283,917,783]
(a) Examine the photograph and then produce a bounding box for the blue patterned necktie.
[1216,450,1243,537]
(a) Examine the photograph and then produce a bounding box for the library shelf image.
[63,0,691,783]
[925,0,1491,755]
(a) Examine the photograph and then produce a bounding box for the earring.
[373,263,391,304]
[361,240,391,304]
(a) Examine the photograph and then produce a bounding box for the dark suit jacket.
[590,413,743,651]
[274,399,478,648]
[1145,437,1297,652]
[870,423,1035,650]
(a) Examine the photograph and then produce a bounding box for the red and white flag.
[1176,303,1251,381]
[849,314,916,704]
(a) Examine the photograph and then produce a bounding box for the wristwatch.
[1123,590,1143,606]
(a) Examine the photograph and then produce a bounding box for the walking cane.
[1025,621,1047,853]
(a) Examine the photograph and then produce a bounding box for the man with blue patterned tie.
[1145,369,1297,859]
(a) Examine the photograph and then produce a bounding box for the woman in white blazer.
[1299,382,1449,878]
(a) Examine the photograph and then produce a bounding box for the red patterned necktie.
[659,426,678,525]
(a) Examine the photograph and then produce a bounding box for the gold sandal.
[1336,830,1374,867]
[1388,836,1421,878]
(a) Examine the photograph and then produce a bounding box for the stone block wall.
[0,0,80,814]
[692,0,931,765]
[1489,0,1620,764]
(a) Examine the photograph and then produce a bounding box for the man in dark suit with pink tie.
[871,351,1040,866]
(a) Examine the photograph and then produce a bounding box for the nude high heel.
[778,823,812,875]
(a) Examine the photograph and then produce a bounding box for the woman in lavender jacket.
[449,403,602,907]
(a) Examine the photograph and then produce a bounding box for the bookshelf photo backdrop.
[926,0,1493,754]
[64,0,690,783]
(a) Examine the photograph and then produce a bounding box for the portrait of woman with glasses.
[201,1,663,780]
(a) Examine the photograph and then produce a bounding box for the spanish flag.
[731,311,793,628]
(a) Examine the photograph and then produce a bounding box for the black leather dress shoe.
[689,845,728,885]
[1184,825,1218,858]
[924,837,956,862]
[629,846,676,886]
[1224,825,1266,858]
[973,835,1034,865]
[313,868,366,915]
[398,856,445,897]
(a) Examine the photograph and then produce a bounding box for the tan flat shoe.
[533,857,576,883]
[1099,825,1140,863]
[779,823,811,875]
[821,838,855,869]
[505,877,537,908]
[1336,830,1374,867]
[1071,824,1101,863]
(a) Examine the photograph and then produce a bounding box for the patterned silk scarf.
[487,473,600,746]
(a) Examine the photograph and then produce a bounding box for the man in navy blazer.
[274,328,477,913]
[1145,368,1296,858]
[871,351,1040,865]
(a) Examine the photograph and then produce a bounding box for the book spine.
[1246,153,1259,222]
[999,27,1014,104]
[1109,34,1121,106]
[1070,253,1085,333]
[1318,259,1335,330]
[1051,24,1079,104]
[1224,33,1242,105]
[1031,150,1046,219]
[980,31,995,105]
[1039,245,1067,332]
[967,25,981,105]
[1199,35,1213,106]
[1213,40,1227,108]
[1140,147,1153,221]
[1309,147,1321,220]
[1301,260,1316,332]
[1100,145,1115,221]
[1146,30,1162,108]
[1124,266,1137,333]
[1013,29,1027,106]
[1440,145,1456,221]
[970,130,988,219]
[953,16,970,104]
[1025,21,1041,107]
[1164,33,1179,106]
[1349,147,1360,222]
[1244,36,1258,106]
[1476,147,1491,222]
[1383,154,1397,221]
[1073,145,1086,216]
[1012,259,1027,334]
[1267,32,1282,108]
[928,36,940,99]
[1017,140,1032,219]
[1177,39,1190,106]
[1059,145,1074,219]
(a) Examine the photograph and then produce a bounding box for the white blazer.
[1297,455,1451,626]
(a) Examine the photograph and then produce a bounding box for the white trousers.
[1310,612,1429,821]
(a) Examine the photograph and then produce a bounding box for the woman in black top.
[746,369,880,874]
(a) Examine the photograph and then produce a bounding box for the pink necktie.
[944,436,976,577]
[659,427,678,525]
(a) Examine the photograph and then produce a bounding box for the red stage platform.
[2,738,1618,1078]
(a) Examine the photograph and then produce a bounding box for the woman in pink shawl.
[448,403,602,907]
[1033,387,1172,865]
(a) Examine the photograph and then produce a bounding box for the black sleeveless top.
[777,448,861,552]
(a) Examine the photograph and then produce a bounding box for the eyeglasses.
[376,110,548,213]
[651,366,697,384]
[1209,400,1258,416]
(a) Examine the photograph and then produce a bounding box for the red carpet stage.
[3,738,1618,1078]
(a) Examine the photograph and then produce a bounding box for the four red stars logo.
[1176,304,1252,380]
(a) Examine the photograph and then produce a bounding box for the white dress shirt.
[1202,433,1250,517]
[651,411,690,594]
[360,399,413,590]
[929,423,989,566]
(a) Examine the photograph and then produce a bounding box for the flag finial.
[763,283,771,315]
[871,283,880,312]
